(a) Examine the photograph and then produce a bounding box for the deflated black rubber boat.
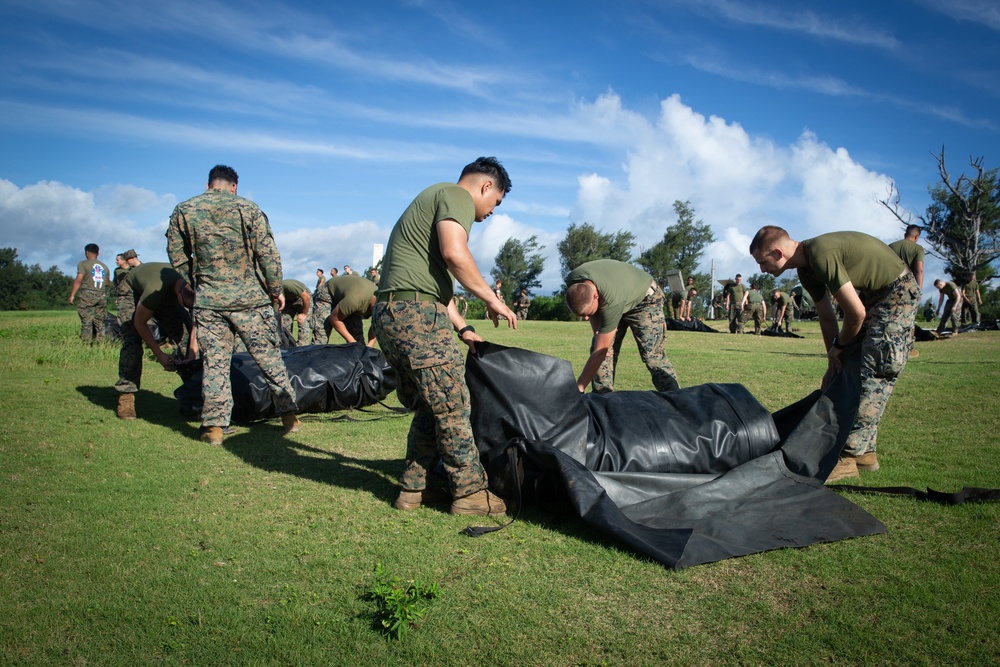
[466,342,885,569]
[174,343,396,422]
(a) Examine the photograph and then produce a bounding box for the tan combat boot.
[855,451,880,471]
[200,426,224,445]
[450,489,507,516]
[393,487,451,511]
[116,393,137,420]
[826,456,860,483]
[282,414,302,434]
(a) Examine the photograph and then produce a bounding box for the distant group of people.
[69,157,983,522]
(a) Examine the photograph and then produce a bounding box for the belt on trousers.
[377,290,424,302]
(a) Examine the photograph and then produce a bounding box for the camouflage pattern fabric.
[372,300,487,498]
[166,189,282,310]
[280,311,311,347]
[592,284,679,393]
[961,279,980,324]
[114,267,135,325]
[196,306,298,427]
[310,298,333,344]
[728,301,746,334]
[515,295,530,320]
[937,297,961,334]
[115,302,191,394]
[76,289,107,343]
[844,270,919,456]
[745,301,766,334]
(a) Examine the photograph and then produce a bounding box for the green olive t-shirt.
[378,183,476,304]
[798,232,906,302]
[566,259,654,335]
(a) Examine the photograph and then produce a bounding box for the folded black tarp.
[466,341,885,569]
[666,318,720,333]
[175,344,396,423]
[762,322,804,338]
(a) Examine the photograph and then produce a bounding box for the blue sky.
[1,0,997,294]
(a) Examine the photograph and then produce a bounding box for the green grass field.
[1,311,997,666]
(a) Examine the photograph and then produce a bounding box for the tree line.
[0,248,76,311]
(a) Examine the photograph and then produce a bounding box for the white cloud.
[274,221,390,286]
[569,93,899,281]
[0,179,172,270]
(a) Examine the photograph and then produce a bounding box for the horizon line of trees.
[0,248,76,311]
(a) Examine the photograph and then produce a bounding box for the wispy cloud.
[683,55,997,130]
[665,0,902,49]
[914,0,1000,32]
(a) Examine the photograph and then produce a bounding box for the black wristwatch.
[831,336,845,350]
[458,325,475,337]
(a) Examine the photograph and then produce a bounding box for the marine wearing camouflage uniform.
[566,259,678,394]
[962,276,981,325]
[311,281,333,344]
[324,274,376,343]
[727,278,748,334]
[280,279,311,346]
[745,287,766,335]
[795,232,918,457]
[166,169,298,431]
[115,262,192,394]
[935,280,963,334]
[74,257,110,343]
[514,292,531,321]
[113,258,134,325]
[772,290,793,332]
[372,182,489,499]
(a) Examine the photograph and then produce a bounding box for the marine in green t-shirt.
[888,224,925,291]
[565,259,678,394]
[749,226,918,483]
[115,262,195,419]
[726,275,749,334]
[371,157,516,515]
[324,274,377,345]
[280,279,312,346]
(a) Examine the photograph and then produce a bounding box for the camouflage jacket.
[166,189,283,310]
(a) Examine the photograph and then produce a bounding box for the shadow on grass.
[223,429,402,503]
[76,384,201,440]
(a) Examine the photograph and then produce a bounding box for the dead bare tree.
[879,147,1000,281]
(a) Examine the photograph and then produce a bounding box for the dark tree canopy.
[635,200,715,287]
[880,148,1000,283]
[491,235,546,303]
[557,222,635,278]
[0,247,74,310]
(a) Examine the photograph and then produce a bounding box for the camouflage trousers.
[516,307,529,321]
[116,285,135,325]
[115,304,191,394]
[280,309,311,346]
[76,289,107,343]
[844,270,919,456]
[372,300,487,498]
[936,298,961,334]
[728,302,746,334]
[593,284,679,393]
[745,303,765,334]
[324,312,365,344]
[961,298,980,325]
[311,299,333,344]
[195,306,298,428]
[773,308,793,332]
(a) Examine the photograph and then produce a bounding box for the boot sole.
[449,505,508,517]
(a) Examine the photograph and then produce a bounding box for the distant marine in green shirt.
[565,259,678,394]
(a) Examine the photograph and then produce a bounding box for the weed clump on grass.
[367,563,440,640]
